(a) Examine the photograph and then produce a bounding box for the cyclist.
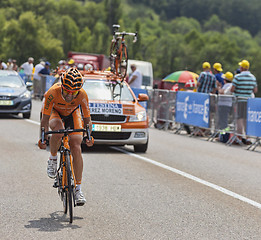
[38,67,93,206]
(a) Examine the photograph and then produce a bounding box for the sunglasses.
[62,87,79,96]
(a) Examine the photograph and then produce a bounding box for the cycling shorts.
[50,108,84,136]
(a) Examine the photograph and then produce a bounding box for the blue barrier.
[247,98,261,137]
[131,88,148,109]
[175,91,210,128]
[45,75,56,92]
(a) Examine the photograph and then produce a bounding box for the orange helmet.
[61,67,83,91]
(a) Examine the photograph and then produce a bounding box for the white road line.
[25,119,40,125]
[111,146,261,210]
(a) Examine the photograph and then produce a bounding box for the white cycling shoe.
[47,159,57,179]
[75,190,86,206]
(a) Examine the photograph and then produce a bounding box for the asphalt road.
[1,100,261,239]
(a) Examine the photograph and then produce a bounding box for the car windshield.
[0,75,24,88]
[83,80,134,101]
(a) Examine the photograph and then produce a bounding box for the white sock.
[49,154,57,161]
[76,184,81,191]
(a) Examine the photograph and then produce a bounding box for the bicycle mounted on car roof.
[109,24,138,80]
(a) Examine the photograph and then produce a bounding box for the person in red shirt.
[38,67,93,206]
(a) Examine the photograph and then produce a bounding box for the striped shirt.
[232,71,257,101]
[197,71,217,93]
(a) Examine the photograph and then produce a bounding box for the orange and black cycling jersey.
[42,82,90,118]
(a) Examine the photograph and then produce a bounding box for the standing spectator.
[0,60,7,70]
[38,61,51,76]
[213,62,224,88]
[67,59,75,68]
[12,60,18,71]
[197,62,217,93]
[231,60,258,144]
[6,59,13,70]
[128,64,142,88]
[20,57,34,82]
[33,61,45,98]
[217,72,233,130]
[38,61,51,99]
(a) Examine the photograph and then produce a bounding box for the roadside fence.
[146,89,261,151]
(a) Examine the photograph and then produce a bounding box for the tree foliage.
[1,0,261,95]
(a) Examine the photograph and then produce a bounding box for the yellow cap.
[222,72,233,81]
[213,62,223,72]
[68,59,75,65]
[238,60,249,69]
[202,62,210,69]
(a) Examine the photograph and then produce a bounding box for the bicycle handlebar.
[114,31,138,42]
[41,126,92,144]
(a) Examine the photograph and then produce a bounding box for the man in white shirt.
[128,64,142,88]
[20,57,34,82]
[0,60,7,70]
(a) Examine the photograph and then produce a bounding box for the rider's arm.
[41,114,50,133]
[83,117,92,134]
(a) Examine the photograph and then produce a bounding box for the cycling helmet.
[61,67,83,91]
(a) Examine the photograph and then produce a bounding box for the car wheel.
[23,112,31,119]
[134,138,148,153]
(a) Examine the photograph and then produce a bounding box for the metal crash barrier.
[147,89,261,151]
[32,75,57,100]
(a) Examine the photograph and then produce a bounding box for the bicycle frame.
[59,134,76,195]
[109,26,137,80]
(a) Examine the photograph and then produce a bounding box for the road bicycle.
[41,126,92,223]
[109,24,137,80]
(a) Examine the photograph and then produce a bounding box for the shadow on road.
[82,145,126,154]
[24,211,82,231]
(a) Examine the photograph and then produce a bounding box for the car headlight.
[129,111,146,122]
[20,90,31,99]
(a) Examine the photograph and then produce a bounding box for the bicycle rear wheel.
[65,152,73,223]
[119,44,128,79]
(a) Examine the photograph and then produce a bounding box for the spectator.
[0,60,7,70]
[231,60,258,144]
[217,72,233,130]
[6,59,13,70]
[67,59,75,68]
[197,62,217,93]
[12,60,18,71]
[33,61,45,98]
[38,61,51,99]
[20,57,34,82]
[128,64,142,88]
[57,60,67,71]
[38,61,51,76]
[213,62,224,88]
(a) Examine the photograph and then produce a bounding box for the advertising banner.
[175,91,210,128]
[246,98,261,137]
[45,75,57,92]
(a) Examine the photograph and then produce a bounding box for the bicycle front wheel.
[65,152,73,223]
[109,40,119,73]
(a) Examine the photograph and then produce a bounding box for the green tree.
[104,0,122,32]
[54,15,80,54]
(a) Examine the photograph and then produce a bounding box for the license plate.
[0,100,13,105]
[92,124,121,132]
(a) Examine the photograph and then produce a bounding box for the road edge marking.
[111,146,261,210]
[25,119,40,125]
